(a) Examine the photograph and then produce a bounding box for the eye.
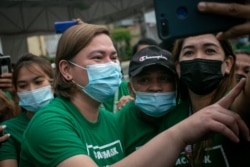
[136,77,150,85]
[92,55,103,60]
[159,75,174,83]
[34,79,44,85]
[110,52,118,62]
[205,48,216,55]
[244,68,250,74]
[182,50,193,57]
[111,56,118,62]
[18,84,27,89]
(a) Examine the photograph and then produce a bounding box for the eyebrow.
[17,76,44,84]
[182,42,219,50]
[89,50,117,56]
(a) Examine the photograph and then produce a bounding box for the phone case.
[154,0,245,41]
[54,21,78,33]
[0,55,11,75]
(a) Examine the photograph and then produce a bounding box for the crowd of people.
[0,1,250,167]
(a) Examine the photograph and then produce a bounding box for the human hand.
[73,18,84,25]
[116,95,134,111]
[198,1,250,39]
[0,125,10,144]
[174,78,250,146]
[0,73,14,93]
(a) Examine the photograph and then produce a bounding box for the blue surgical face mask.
[17,85,54,112]
[133,90,176,118]
[69,61,122,102]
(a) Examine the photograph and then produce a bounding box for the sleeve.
[20,109,86,166]
[0,124,18,161]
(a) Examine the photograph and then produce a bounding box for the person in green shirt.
[161,33,250,167]
[101,80,131,113]
[115,45,177,155]
[19,22,250,167]
[0,53,54,167]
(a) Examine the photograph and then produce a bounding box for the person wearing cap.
[115,45,178,155]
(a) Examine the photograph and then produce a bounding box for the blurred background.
[0,0,159,69]
[0,0,248,79]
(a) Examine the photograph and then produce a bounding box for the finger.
[198,2,250,19]
[0,73,12,78]
[217,22,250,39]
[0,134,10,143]
[209,119,240,142]
[217,78,246,108]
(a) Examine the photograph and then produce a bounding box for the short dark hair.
[132,38,158,55]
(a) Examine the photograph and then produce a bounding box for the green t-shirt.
[102,80,130,113]
[0,111,30,162]
[160,101,250,167]
[115,101,164,155]
[19,97,125,167]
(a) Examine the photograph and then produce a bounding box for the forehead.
[236,53,250,60]
[17,64,47,80]
[85,33,115,51]
[183,34,220,47]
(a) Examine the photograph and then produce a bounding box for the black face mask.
[180,59,224,95]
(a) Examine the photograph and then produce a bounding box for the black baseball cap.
[129,45,176,77]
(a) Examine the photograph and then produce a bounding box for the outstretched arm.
[58,79,250,167]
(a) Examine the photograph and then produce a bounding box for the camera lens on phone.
[176,6,188,19]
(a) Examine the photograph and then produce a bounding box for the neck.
[138,110,161,125]
[189,90,216,113]
[71,91,100,123]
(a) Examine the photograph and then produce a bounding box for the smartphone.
[54,20,78,34]
[0,55,11,75]
[154,0,245,41]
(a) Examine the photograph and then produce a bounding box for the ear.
[128,82,135,97]
[59,60,73,81]
[223,56,234,75]
[175,62,181,78]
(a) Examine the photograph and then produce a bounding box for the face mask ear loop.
[68,61,89,89]
[129,78,137,95]
[68,61,87,70]
[72,80,86,89]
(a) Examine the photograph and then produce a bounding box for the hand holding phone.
[0,55,11,75]
[154,0,245,41]
[197,1,250,39]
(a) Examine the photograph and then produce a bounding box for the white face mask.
[17,85,54,112]
[69,61,122,102]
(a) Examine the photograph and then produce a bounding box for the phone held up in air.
[54,20,78,34]
[0,55,11,75]
[154,0,245,41]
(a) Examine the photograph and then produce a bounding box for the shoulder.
[114,101,136,119]
[160,101,190,130]
[2,112,29,129]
